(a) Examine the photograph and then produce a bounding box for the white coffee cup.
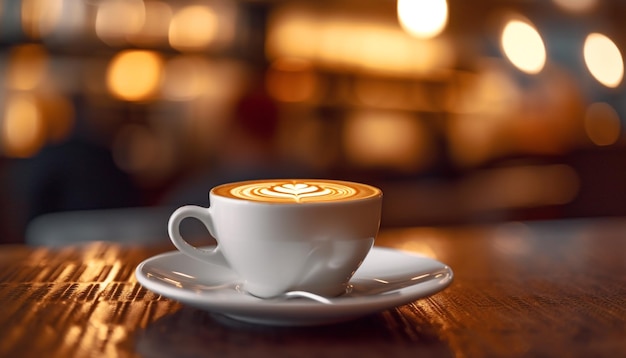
[168,179,382,298]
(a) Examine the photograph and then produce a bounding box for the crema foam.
[212,179,381,204]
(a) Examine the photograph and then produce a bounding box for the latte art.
[213,180,380,203]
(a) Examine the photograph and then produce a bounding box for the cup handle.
[168,205,220,263]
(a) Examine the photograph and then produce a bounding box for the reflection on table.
[1,218,625,357]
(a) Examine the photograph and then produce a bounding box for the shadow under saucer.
[135,307,453,358]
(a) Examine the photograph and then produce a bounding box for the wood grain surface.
[1,218,624,357]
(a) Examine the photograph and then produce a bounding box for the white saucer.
[135,246,453,326]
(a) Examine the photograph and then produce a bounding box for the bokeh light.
[447,61,521,167]
[106,50,163,101]
[552,0,597,13]
[1,94,45,158]
[266,5,454,77]
[266,6,317,60]
[501,19,546,74]
[95,0,146,46]
[343,110,432,171]
[6,44,48,91]
[397,0,448,39]
[169,5,218,51]
[21,0,64,38]
[128,1,172,46]
[583,33,624,88]
[0,0,623,230]
[161,55,211,101]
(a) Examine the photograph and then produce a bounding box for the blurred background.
[1,0,625,245]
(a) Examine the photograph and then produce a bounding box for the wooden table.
[1,218,624,357]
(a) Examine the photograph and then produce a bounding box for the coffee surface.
[213,179,380,203]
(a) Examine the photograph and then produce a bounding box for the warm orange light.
[397,0,448,39]
[128,1,172,46]
[266,7,317,60]
[106,50,163,101]
[21,0,64,38]
[501,19,546,74]
[169,5,218,51]
[343,110,431,171]
[354,78,413,110]
[6,44,48,91]
[584,102,621,146]
[354,26,415,73]
[39,94,75,143]
[95,0,146,46]
[462,165,580,210]
[2,94,45,158]
[266,6,454,77]
[266,58,318,103]
[584,33,624,88]
[446,61,522,167]
[161,55,211,101]
[552,0,597,13]
[379,227,445,259]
